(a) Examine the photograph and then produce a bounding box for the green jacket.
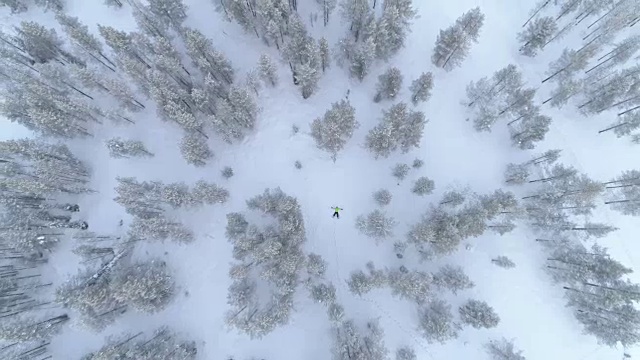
[332,207,343,212]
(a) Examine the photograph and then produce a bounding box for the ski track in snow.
[1,0,640,358]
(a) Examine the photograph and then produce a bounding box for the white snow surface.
[2,0,640,359]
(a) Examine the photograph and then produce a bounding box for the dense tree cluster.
[365,102,427,158]
[57,257,175,330]
[224,188,307,338]
[82,327,197,359]
[407,189,520,256]
[465,64,550,149]
[504,150,640,347]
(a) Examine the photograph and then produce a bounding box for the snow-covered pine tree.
[0,314,68,342]
[374,0,417,60]
[104,0,123,8]
[0,0,28,13]
[409,72,434,105]
[392,163,410,180]
[192,180,229,205]
[459,299,500,328]
[182,28,234,85]
[418,299,460,343]
[319,37,331,72]
[492,255,516,269]
[339,0,374,42]
[580,65,640,116]
[517,16,557,57]
[33,0,63,11]
[585,35,640,75]
[310,283,337,304]
[373,188,392,206]
[332,319,389,360]
[213,85,258,142]
[13,21,74,65]
[180,131,213,166]
[55,13,115,71]
[316,0,338,26]
[284,16,321,99]
[258,54,278,86]
[146,0,188,30]
[129,215,195,243]
[412,176,435,196]
[432,264,474,294]
[365,102,427,158]
[509,114,552,150]
[374,67,403,102]
[355,209,396,242]
[396,346,417,360]
[82,327,197,359]
[221,166,234,179]
[105,138,153,158]
[605,169,640,216]
[387,268,432,303]
[111,260,175,313]
[431,7,484,71]
[310,99,359,160]
[542,46,603,84]
[485,338,526,360]
[347,262,387,295]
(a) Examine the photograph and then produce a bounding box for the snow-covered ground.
[1,0,640,359]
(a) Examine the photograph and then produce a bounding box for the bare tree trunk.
[599,122,628,133]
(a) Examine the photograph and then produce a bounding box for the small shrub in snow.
[412,158,424,168]
[355,209,397,241]
[294,160,302,169]
[394,241,407,258]
[412,177,435,195]
[292,124,299,134]
[491,256,516,269]
[221,166,234,179]
[392,163,410,181]
[458,299,500,329]
[373,189,392,206]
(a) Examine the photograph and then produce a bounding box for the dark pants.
[333,211,339,219]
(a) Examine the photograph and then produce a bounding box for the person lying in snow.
[331,206,343,219]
